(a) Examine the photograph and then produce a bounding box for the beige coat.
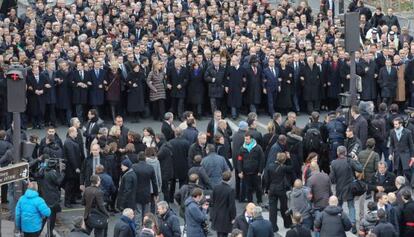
[395,64,405,102]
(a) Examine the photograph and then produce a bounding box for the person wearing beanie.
[117,158,137,210]
[67,216,89,237]
[232,120,249,200]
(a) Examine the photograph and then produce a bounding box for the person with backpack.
[325,111,346,162]
[302,112,324,158]
[314,195,352,237]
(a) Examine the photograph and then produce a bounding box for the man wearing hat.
[366,28,380,44]
[117,159,137,211]
[232,121,249,200]
[388,31,400,49]
[68,217,89,237]
[244,55,262,114]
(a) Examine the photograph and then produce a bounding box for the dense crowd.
[1,0,414,236]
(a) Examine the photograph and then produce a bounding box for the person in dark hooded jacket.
[117,158,137,210]
[42,135,63,159]
[314,196,352,237]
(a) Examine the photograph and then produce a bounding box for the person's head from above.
[273,112,282,125]
[182,111,194,122]
[388,192,397,204]
[291,212,303,225]
[91,143,101,157]
[287,111,296,122]
[252,206,263,218]
[278,134,287,146]
[121,158,132,171]
[367,201,377,212]
[27,181,39,192]
[328,195,339,206]
[376,192,388,206]
[293,179,303,189]
[122,208,134,220]
[230,229,243,237]
[402,189,412,203]
[214,133,224,145]
[191,187,204,203]
[68,126,78,139]
[244,131,253,145]
[345,126,354,138]
[88,109,99,120]
[214,110,222,121]
[222,170,232,183]
[205,143,216,155]
[393,117,403,130]
[164,112,174,123]
[189,173,199,184]
[157,201,169,216]
[306,152,318,164]
[70,117,81,128]
[395,176,406,189]
[378,161,387,175]
[115,115,124,127]
[90,174,101,187]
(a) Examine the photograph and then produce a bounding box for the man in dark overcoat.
[27,66,46,129]
[71,62,89,123]
[167,58,188,118]
[301,56,322,114]
[378,58,397,106]
[225,55,246,120]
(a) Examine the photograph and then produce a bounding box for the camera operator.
[38,155,65,236]
[42,134,63,159]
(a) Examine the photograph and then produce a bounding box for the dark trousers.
[23,232,41,237]
[162,178,173,203]
[269,192,291,232]
[266,90,277,116]
[41,206,58,236]
[75,104,85,123]
[169,178,187,203]
[244,174,262,203]
[64,177,79,204]
[32,114,43,127]
[382,97,393,106]
[210,98,221,115]
[58,108,72,126]
[306,100,320,114]
[45,103,56,126]
[171,97,184,118]
[151,99,165,120]
[87,224,108,237]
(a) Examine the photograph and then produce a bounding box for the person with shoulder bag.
[82,175,110,237]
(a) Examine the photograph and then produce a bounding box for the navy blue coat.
[70,70,88,105]
[246,216,274,237]
[262,66,279,93]
[378,66,397,98]
[55,69,72,109]
[225,66,246,108]
[88,69,106,106]
[39,70,57,104]
[167,66,188,98]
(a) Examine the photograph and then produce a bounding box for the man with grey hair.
[246,206,273,237]
[330,145,362,234]
[395,175,412,206]
[161,112,175,141]
[314,195,352,236]
[156,201,181,237]
[113,208,135,237]
[201,144,229,187]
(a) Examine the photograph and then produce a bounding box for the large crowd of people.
[1,0,414,236]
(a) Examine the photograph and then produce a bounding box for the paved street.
[12,113,360,237]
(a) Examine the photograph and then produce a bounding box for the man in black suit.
[40,62,57,127]
[378,58,397,106]
[131,153,158,233]
[64,127,82,208]
[389,117,414,181]
[167,58,188,118]
[27,67,46,129]
[83,109,104,153]
[161,112,175,141]
[291,53,302,114]
[211,171,236,237]
[233,202,256,236]
[350,105,368,149]
[71,62,89,123]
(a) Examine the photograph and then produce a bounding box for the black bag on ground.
[86,208,107,229]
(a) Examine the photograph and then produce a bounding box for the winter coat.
[360,60,378,101]
[183,126,199,145]
[117,168,137,210]
[330,157,363,201]
[188,165,212,190]
[244,65,262,105]
[264,161,292,194]
[146,157,162,194]
[132,161,158,204]
[55,69,72,109]
[225,65,246,108]
[401,200,414,237]
[389,128,414,171]
[201,152,229,187]
[276,66,293,108]
[359,211,378,234]
[63,137,82,178]
[351,115,368,149]
[158,209,181,237]
[301,64,321,101]
[211,182,236,233]
[205,65,226,98]
[326,60,341,99]
[286,132,304,180]
[88,68,106,106]
[287,187,312,220]
[161,121,175,141]
[70,70,88,105]
[169,137,190,180]
[187,68,205,105]
[39,168,64,208]
[113,215,135,237]
[307,171,332,210]
[314,205,352,237]
[368,171,397,194]
[357,148,380,182]
[246,216,274,237]
[146,71,166,101]
[40,70,57,105]
[378,66,397,98]
[372,220,397,237]
[233,212,250,236]
[188,143,207,167]
[15,189,51,233]
[231,129,246,172]
[184,197,208,237]
[98,173,116,203]
[285,224,312,237]
[237,141,265,175]
[126,71,145,112]
[167,66,188,98]
[27,73,46,116]
[157,140,174,181]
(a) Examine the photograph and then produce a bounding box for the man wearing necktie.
[389,118,414,182]
[291,53,302,113]
[88,61,105,115]
[28,67,46,129]
[378,58,397,106]
[262,57,279,117]
[72,62,89,123]
[245,55,262,114]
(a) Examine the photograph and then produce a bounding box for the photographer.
[38,156,65,237]
[184,188,209,237]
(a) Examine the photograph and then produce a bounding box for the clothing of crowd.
[4,0,414,236]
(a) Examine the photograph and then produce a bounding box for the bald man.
[233,203,256,235]
[314,196,352,237]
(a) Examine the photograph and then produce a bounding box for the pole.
[12,112,22,235]
[339,0,344,14]
[349,52,357,106]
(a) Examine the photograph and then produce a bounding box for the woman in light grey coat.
[145,147,162,213]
